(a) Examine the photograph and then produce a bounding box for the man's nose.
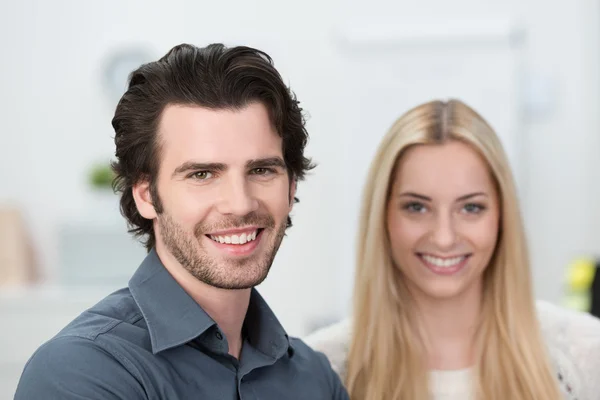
[216,176,259,216]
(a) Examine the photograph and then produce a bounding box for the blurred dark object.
[592,264,600,317]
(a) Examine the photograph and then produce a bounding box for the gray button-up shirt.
[14,249,348,399]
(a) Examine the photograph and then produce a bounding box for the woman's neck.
[412,282,483,370]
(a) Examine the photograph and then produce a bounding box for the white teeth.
[209,230,259,245]
[422,254,466,268]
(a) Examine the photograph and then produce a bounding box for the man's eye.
[251,168,274,175]
[192,171,213,180]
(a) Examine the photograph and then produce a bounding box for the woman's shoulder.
[535,300,600,399]
[303,317,352,378]
[303,303,600,398]
[536,299,600,349]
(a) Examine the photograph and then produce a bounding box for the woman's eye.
[403,202,426,213]
[463,203,485,214]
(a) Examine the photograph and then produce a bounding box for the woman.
[305,99,600,399]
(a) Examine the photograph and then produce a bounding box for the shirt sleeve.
[303,318,352,378]
[14,335,146,400]
[315,351,350,400]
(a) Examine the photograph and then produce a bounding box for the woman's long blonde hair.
[345,99,561,400]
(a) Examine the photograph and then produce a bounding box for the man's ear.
[132,180,158,219]
[288,179,297,212]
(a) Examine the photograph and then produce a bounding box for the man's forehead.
[157,103,283,164]
[158,103,276,134]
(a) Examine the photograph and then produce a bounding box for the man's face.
[135,102,295,289]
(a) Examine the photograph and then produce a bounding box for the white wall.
[335,0,600,306]
[520,0,600,303]
[0,0,599,348]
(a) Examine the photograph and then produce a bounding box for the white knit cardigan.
[304,301,600,400]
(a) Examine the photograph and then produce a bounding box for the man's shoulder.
[287,335,350,399]
[23,287,146,375]
[287,335,339,370]
[21,287,148,377]
[24,334,119,367]
[15,289,149,399]
[56,287,144,341]
[14,333,146,399]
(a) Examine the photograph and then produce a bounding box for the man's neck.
[411,282,483,371]
[155,245,250,359]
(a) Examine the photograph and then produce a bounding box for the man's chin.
[201,271,270,290]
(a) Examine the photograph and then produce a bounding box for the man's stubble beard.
[157,211,287,290]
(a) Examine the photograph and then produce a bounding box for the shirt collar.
[128,249,292,359]
[244,289,293,360]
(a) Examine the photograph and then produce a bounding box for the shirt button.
[215,331,223,340]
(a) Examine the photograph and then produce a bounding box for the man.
[15,43,348,399]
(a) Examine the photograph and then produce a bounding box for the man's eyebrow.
[172,162,227,178]
[246,157,286,169]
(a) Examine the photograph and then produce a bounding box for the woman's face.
[386,140,500,302]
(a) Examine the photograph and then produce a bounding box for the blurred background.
[2,0,600,397]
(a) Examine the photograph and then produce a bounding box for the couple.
[15,43,600,399]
